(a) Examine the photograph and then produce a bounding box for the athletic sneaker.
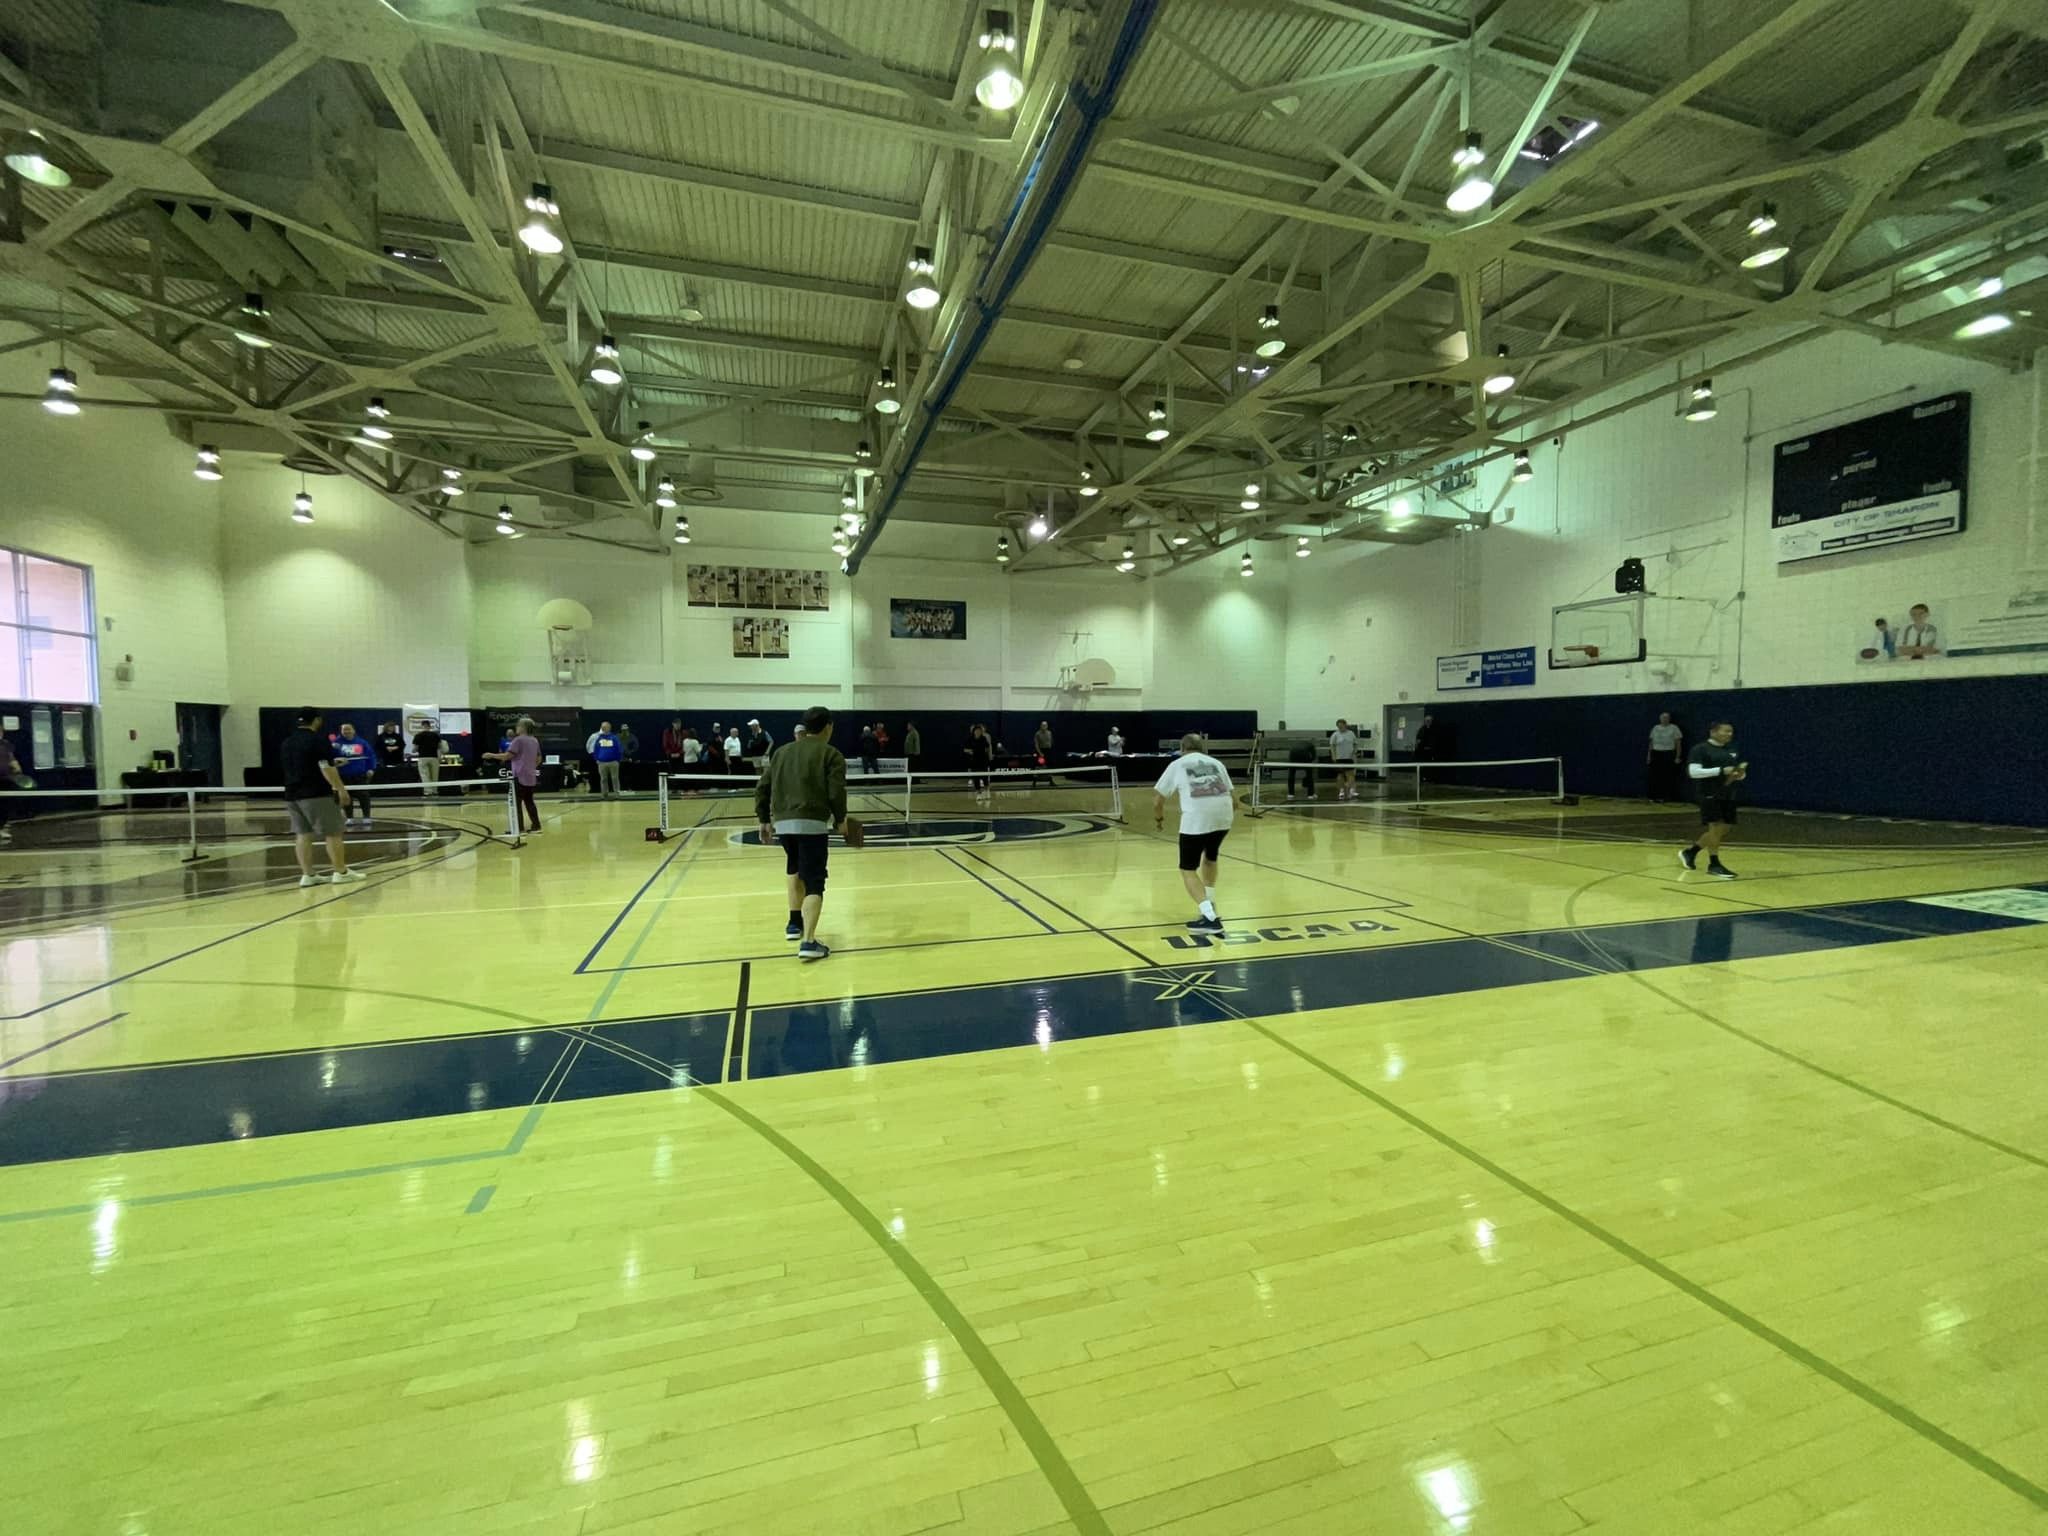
[1186,914,1224,934]
[784,921,803,941]
[798,940,831,962]
[329,868,367,882]
[298,874,319,888]
[1678,847,1698,871]
[1708,860,1737,880]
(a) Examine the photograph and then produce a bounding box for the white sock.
[1203,886,1215,905]
[1198,899,1217,919]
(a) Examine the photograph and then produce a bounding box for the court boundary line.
[956,847,1155,967]
[695,1084,1110,1535]
[572,831,694,973]
[0,829,495,1024]
[934,847,1059,934]
[726,962,749,1084]
[0,1012,125,1074]
[1228,1005,2048,1516]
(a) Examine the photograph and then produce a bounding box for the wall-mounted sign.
[889,598,966,640]
[1437,645,1537,690]
[1773,392,1969,563]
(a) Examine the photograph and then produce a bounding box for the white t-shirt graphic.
[1154,752,1235,834]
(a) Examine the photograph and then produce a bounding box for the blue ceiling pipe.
[844,0,1161,574]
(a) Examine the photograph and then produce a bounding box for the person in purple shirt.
[484,716,543,843]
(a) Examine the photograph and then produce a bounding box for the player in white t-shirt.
[1329,719,1358,801]
[1152,733,1242,934]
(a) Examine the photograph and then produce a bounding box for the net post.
[182,788,200,863]
[658,772,671,837]
[900,769,910,825]
[1555,757,1566,803]
[504,777,518,842]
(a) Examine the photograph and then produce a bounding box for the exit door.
[177,702,223,781]
[1382,703,1424,764]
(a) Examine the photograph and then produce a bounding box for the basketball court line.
[1227,1004,2048,1517]
[572,829,695,972]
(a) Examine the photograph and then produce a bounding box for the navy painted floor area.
[0,887,2040,1169]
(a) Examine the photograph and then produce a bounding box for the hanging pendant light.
[519,182,564,255]
[232,293,275,349]
[1079,464,1098,497]
[874,364,901,414]
[1239,551,1254,577]
[854,439,873,463]
[291,487,314,525]
[1117,542,1135,573]
[630,421,657,462]
[974,9,1024,112]
[1684,379,1718,421]
[1956,312,2014,339]
[1447,131,1494,213]
[1241,481,1261,511]
[903,245,940,310]
[1145,399,1170,442]
[4,129,71,187]
[840,478,858,510]
[42,365,80,415]
[673,514,691,546]
[1340,422,1360,446]
[1170,530,1190,547]
[1483,345,1516,396]
[1254,304,1286,359]
[996,535,1010,565]
[1389,495,1414,520]
[193,445,223,482]
[360,396,393,442]
[1511,448,1533,483]
[439,467,464,499]
[1295,536,1311,558]
[587,335,623,386]
[1741,203,1790,269]
[655,473,678,508]
[1028,509,1049,539]
[493,503,518,536]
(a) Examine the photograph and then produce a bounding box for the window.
[2,546,97,703]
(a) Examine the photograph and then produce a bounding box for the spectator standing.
[0,731,26,843]
[1034,719,1054,763]
[723,725,744,772]
[375,720,405,774]
[662,717,686,770]
[1329,718,1359,801]
[619,721,640,762]
[590,721,623,798]
[903,721,922,772]
[282,709,363,887]
[485,717,543,841]
[874,722,891,759]
[412,721,444,797]
[330,721,374,828]
[1106,725,1124,757]
[681,729,703,767]
[966,723,994,802]
[1647,712,1684,802]
[745,720,771,772]
[858,722,879,775]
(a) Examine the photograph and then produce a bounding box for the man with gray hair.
[1152,731,1240,934]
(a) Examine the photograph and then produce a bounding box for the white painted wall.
[1283,334,2047,725]
[219,468,473,774]
[1,345,229,784]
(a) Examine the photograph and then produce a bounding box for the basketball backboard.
[1549,594,1647,669]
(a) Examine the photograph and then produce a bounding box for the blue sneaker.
[784,921,803,941]
[798,940,831,962]
[1186,914,1223,934]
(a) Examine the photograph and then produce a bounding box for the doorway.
[177,702,224,781]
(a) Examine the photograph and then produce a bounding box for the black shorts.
[1697,797,1737,826]
[1178,828,1228,870]
[782,832,830,891]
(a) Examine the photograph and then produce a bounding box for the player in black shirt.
[280,708,363,887]
[1681,721,1746,879]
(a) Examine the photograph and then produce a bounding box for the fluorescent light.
[441,466,463,481]
[194,446,223,481]
[1956,312,2013,339]
[904,245,940,310]
[1511,449,1532,483]
[1452,130,1485,171]
[588,335,622,386]
[42,366,79,415]
[855,439,873,462]
[519,182,564,255]
[975,10,1023,111]
[1117,561,1134,573]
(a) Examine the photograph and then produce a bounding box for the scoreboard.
[1771,392,1969,563]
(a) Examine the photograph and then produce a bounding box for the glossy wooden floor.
[4,792,2047,1534]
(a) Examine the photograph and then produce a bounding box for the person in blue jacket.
[590,721,623,798]
[329,721,375,828]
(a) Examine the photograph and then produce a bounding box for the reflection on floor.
[3,793,2046,1535]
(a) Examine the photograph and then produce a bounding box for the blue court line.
[2,885,2041,1178]
[571,831,693,973]
[0,831,491,1023]
[933,847,1059,933]
[0,1012,126,1074]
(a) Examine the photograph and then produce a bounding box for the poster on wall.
[402,702,441,755]
[1436,646,1537,690]
[732,617,788,657]
[890,597,967,640]
[687,564,829,610]
[1855,590,2048,664]
[1773,392,1970,563]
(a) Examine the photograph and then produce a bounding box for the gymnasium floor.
[4,784,2047,1535]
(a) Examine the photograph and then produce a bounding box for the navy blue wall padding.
[1422,674,2048,827]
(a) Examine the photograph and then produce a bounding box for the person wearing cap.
[745,719,772,773]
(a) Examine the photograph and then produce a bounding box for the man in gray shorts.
[280,708,365,888]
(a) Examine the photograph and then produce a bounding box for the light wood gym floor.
[3,786,2046,1534]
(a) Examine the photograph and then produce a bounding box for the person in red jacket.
[661,717,685,770]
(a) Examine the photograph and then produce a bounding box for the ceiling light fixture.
[4,129,71,187]
[1340,422,1359,445]
[232,293,274,349]
[1511,448,1533,483]
[1955,312,2014,338]
[996,536,1010,565]
[1747,206,1779,238]
[674,515,691,546]
[1171,531,1190,547]
[495,503,517,536]
[1028,510,1049,539]
[1483,345,1517,396]
[1079,464,1098,497]
[519,182,564,255]
[655,473,678,508]
[1684,378,1718,421]
[1145,399,1170,442]
[874,364,901,415]
[291,486,314,525]
[854,439,873,462]
[1447,131,1494,213]
[904,245,940,310]
[42,365,79,415]
[1295,536,1311,558]
[588,335,623,386]
[840,479,857,509]
[1974,276,2005,299]
[359,396,393,441]
[630,421,657,461]
[1254,304,1286,358]
[1241,480,1261,511]
[1389,496,1414,520]
[193,445,223,482]
[1741,204,1790,268]
[1239,551,1254,577]
[975,9,1024,112]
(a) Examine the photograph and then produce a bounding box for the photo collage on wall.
[687,564,828,611]
[732,617,789,659]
